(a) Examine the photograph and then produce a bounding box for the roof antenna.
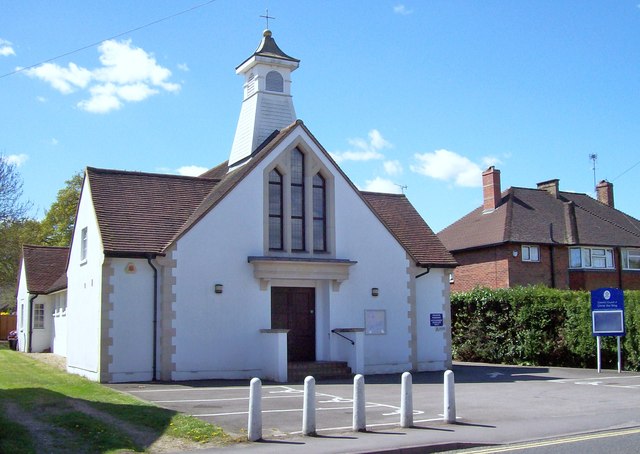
[395,184,408,194]
[260,9,275,29]
[589,153,598,195]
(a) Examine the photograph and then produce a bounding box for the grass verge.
[0,345,230,453]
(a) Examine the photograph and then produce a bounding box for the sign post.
[590,288,625,373]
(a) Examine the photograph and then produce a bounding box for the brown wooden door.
[271,287,316,361]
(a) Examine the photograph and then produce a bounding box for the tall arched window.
[266,71,284,92]
[268,169,283,250]
[313,173,327,252]
[290,149,305,251]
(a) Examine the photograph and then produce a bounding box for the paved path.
[110,363,640,452]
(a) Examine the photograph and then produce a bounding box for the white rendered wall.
[327,151,412,375]
[66,177,104,381]
[16,260,29,352]
[173,126,416,379]
[107,258,154,382]
[415,269,452,371]
[51,291,68,357]
[173,164,268,380]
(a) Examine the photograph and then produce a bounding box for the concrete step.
[287,361,353,383]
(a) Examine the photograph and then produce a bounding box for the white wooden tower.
[229,30,300,168]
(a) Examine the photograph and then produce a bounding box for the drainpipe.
[416,266,431,279]
[146,256,158,381]
[28,294,38,353]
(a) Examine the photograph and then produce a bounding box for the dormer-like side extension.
[229,30,300,169]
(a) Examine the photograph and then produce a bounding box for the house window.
[291,149,305,251]
[622,248,640,270]
[265,71,284,92]
[33,303,44,329]
[570,247,614,269]
[521,245,540,262]
[268,169,283,250]
[313,173,327,252]
[80,227,88,262]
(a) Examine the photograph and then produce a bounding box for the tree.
[40,171,83,246]
[0,155,30,222]
[0,219,42,311]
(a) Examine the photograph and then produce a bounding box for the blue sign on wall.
[590,288,625,337]
[430,313,444,327]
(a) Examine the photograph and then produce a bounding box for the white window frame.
[80,227,88,263]
[569,246,615,269]
[521,245,540,262]
[622,248,640,270]
[33,303,44,329]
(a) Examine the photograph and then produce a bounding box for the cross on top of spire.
[260,9,275,29]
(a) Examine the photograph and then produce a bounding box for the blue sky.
[2,1,639,232]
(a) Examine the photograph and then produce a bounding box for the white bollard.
[444,370,456,424]
[352,374,366,432]
[400,371,413,428]
[302,376,316,436]
[248,377,262,441]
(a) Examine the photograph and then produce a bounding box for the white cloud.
[362,177,402,194]
[49,138,59,146]
[0,38,15,57]
[383,160,403,176]
[36,96,47,103]
[410,149,499,187]
[24,62,92,94]
[3,154,28,166]
[23,39,180,114]
[176,165,208,177]
[331,129,392,163]
[393,4,413,15]
[177,63,189,72]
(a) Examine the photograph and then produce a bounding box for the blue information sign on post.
[591,287,625,337]
[590,287,625,373]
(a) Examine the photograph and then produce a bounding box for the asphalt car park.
[109,363,640,442]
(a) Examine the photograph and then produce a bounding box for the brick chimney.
[537,179,559,198]
[596,180,614,207]
[482,166,501,212]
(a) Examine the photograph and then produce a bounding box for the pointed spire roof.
[236,29,299,69]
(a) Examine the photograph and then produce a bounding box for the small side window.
[266,71,284,92]
[80,227,88,263]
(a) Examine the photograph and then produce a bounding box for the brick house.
[438,167,640,292]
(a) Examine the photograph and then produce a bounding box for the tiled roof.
[362,192,457,267]
[438,187,640,252]
[87,168,218,256]
[22,245,69,294]
[86,122,453,266]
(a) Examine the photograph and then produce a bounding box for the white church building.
[16,30,457,383]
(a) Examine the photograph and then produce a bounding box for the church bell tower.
[228,30,300,168]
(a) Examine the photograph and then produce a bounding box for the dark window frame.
[290,149,306,251]
[313,173,327,252]
[268,169,284,250]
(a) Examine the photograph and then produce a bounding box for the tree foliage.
[0,219,42,310]
[0,155,30,222]
[452,286,640,371]
[40,172,83,246]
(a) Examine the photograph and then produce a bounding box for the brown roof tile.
[438,186,640,251]
[362,192,457,267]
[22,245,69,294]
[87,168,218,256]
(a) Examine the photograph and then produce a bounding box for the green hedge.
[451,286,640,371]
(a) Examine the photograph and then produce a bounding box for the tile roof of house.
[87,168,219,256]
[362,192,457,267]
[22,245,69,294]
[86,121,453,267]
[438,186,640,252]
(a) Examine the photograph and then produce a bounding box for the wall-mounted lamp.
[371,288,379,297]
[214,284,223,294]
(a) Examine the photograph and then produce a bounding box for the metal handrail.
[331,329,355,345]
